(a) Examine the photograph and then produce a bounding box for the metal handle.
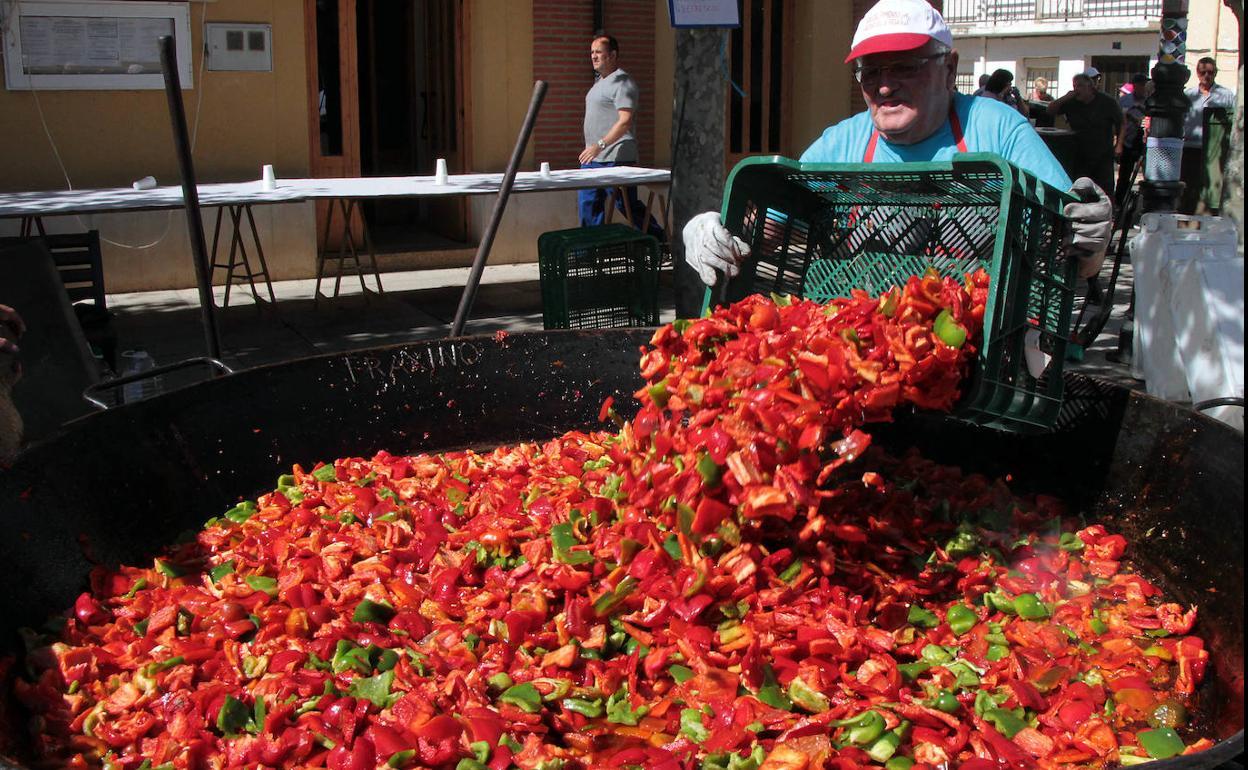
[83,357,233,410]
[1193,397,1245,412]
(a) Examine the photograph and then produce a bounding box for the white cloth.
[683,211,751,287]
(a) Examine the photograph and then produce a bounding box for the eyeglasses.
[853,54,946,85]
[1197,68,1216,75]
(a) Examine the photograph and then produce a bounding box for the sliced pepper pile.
[7,271,1213,770]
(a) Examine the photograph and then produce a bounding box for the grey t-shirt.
[584,69,639,163]
[1183,83,1236,148]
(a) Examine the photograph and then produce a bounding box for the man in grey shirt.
[1178,57,1236,214]
[578,33,662,236]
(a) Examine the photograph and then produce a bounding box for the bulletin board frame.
[3,1,193,91]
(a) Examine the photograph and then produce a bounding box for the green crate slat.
[703,153,1078,433]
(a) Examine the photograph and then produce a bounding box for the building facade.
[944,0,1240,100]
[0,0,1237,293]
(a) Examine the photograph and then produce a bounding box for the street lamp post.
[1111,0,1192,364]
[1139,0,1192,213]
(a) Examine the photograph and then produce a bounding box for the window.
[955,72,977,94]
[1023,58,1059,95]
[2,1,193,90]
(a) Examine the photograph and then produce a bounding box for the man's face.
[857,47,957,145]
[1073,77,1095,102]
[1197,63,1217,89]
[590,39,615,75]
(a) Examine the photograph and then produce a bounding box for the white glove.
[1064,177,1113,279]
[682,211,750,287]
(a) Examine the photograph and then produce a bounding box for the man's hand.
[683,212,750,287]
[1063,178,1113,279]
[578,145,600,165]
[0,304,25,356]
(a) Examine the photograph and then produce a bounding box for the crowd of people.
[969,58,1236,218]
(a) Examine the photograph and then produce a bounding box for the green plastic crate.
[702,153,1078,434]
[538,224,661,330]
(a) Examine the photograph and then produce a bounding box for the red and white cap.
[844,0,954,64]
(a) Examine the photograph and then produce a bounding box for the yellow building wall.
[0,1,316,293]
[1184,0,1241,90]
[1,1,860,290]
[791,1,855,154]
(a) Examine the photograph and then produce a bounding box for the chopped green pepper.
[945,604,978,636]
[1013,593,1049,619]
[1138,728,1185,759]
[787,677,829,713]
[224,501,257,524]
[216,695,249,736]
[244,575,278,597]
[679,708,710,743]
[561,697,604,718]
[550,523,594,565]
[933,309,968,348]
[696,453,723,488]
[669,664,695,684]
[907,605,939,628]
[499,682,543,713]
[209,560,235,583]
[984,708,1027,738]
[352,598,396,624]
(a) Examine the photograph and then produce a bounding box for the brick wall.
[849,0,944,115]
[531,0,657,170]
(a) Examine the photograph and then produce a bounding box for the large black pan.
[0,330,1242,769]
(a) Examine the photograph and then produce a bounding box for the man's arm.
[1047,91,1073,115]
[579,108,634,164]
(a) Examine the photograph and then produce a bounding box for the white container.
[1168,255,1244,429]
[1129,213,1239,401]
[540,161,552,179]
[434,158,448,185]
[119,350,163,403]
[261,164,277,191]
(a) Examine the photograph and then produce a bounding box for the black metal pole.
[159,35,221,360]
[449,80,547,338]
[1111,0,1191,364]
[1138,0,1192,214]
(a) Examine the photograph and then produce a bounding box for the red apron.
[863,102,967,162]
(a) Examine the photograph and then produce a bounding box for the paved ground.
[103,257,1143,393]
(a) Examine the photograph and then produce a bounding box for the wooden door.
[305,0,362,249]
[725,0,794,170]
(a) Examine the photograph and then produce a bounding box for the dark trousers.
[577,161,665,238]
[1177,148,1205,215]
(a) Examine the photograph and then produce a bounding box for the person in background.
[972,72,990,97]
[1114,73,1150,209]
[1178,57,1236,215]
[1030,76,1055,128]
[1085,66,1103,91]
[683,0,1112,290]
[980,68,1028,117]
[1048,71,1123,200]
[578,32,663,237]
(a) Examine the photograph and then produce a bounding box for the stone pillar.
[671,28,728,319]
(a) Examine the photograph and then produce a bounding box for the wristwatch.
[597,139,606,149]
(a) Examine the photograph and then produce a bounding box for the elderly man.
[685,0,1111,289]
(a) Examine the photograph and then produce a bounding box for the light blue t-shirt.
[799,92,1072,190]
